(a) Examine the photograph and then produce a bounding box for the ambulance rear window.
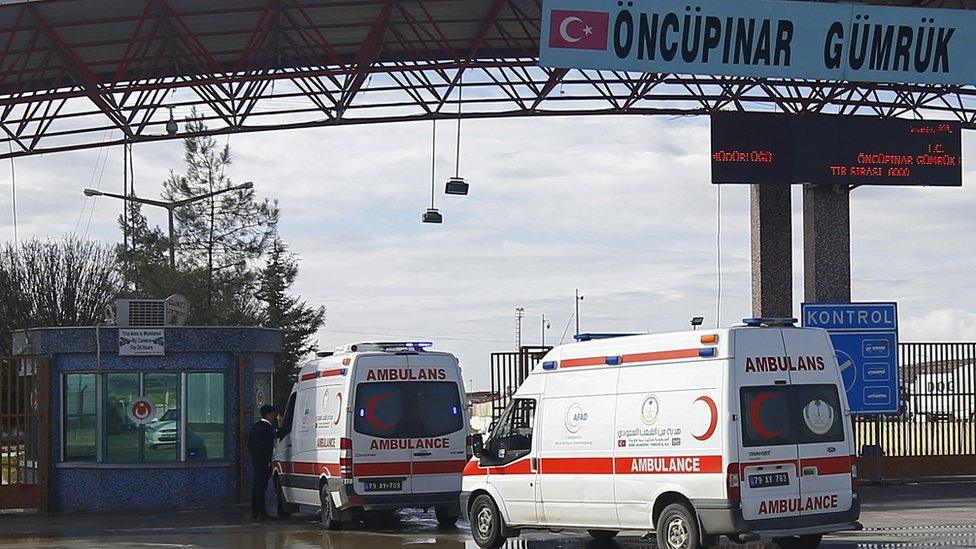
[740,384,845,447]
[741,386,794,447]
[354,381,463,438]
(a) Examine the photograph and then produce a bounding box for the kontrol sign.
[540,0,976,86]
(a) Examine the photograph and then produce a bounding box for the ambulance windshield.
[354,381,463,438]
[741,384,845,447]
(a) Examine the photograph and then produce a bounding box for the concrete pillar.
[803,184,851,303]
[750,184,793,318]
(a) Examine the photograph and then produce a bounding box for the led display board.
[710,113,962,186]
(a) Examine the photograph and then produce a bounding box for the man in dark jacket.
[248,404,279,520]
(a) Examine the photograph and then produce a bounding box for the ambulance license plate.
[363,479,402,492]
[749,472,790,488]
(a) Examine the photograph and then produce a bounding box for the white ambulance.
[462,319,861,549]
[273,342,469,529]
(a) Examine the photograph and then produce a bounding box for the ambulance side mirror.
[472,434,484,458]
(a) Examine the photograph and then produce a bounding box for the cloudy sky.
[1,114,974,389]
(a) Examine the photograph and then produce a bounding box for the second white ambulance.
[274,342,469,529]
[462,319,861,549]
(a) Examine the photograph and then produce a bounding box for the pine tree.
[257,239,326,407]
[159,113,280,324]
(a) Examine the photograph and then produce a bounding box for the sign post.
[801,302,900,415]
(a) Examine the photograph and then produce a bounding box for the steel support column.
[803,184,852,303]
[750,184,793,318]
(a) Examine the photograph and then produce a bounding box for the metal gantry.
[2,0,976,159]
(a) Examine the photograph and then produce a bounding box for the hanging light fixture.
[165,107,178,136]
[423,119,442,223]
[445,73,469,196]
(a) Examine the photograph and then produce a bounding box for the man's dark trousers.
[251,460,273,518]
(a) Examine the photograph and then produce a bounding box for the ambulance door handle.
[413,451,431,457]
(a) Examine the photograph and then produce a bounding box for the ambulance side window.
[278,392,297,439]
[484,398,536,465]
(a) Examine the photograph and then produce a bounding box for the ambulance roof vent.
[573,333,642,342]
[741,317,798,327]
[336,341,433,353]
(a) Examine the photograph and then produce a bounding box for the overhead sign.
[711,113,962,185]
[802,302,900,415]
[119,328,165,356]
[126,397,156,425]
[540,0,976,86]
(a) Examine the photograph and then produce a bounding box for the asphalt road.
[1,482,975,548]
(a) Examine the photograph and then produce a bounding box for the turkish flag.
[548,10,609,50]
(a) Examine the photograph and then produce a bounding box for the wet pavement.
[1,482,975,548]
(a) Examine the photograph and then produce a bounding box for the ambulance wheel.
[319,485,343,531]
[773,534,823,549]
[274,476,293,518]
[435,506,459,528]
[587,530,618,540]
[656,503,703,549]
[470,494,506,548]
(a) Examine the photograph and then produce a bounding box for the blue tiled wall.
[14,326,282,512]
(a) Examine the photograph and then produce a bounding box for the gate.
[489,346,550,421]
[854,342,976,480]
[0,356,49,511]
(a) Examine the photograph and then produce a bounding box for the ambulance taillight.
[851,459,858,490]
[340,437,353,483]
[726,463,741,502]
[465,435,474,460]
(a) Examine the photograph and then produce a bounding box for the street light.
[83,181,254,268]
[541,313,551,347]
[575,289,584,337]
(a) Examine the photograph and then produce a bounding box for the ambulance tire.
[319,485,344,531]
[773,534,822,549]
[274,476,293,518]
[587,530,618,540]
[435,506,459,528]
[656,503,704,549]
[470,494,506,548]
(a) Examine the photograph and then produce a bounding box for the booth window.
[63,374,97,462]
[186,373,226,460]
[104,373,142,462]
[63,371,228,463]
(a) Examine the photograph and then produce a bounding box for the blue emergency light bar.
[741,318,798,327]
[573,333,642,342]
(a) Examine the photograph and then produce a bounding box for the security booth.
[6,324,281,512]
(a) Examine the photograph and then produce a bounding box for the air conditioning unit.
[115,299,166,327]
[115,295,190,327]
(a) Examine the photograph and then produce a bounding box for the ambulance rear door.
[734,328,801,521]
[350,355,414,497]
[406,352,467,495]
[782,328,855,519]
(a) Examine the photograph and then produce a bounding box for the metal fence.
[853,342,976,459]
[489,346,550,422]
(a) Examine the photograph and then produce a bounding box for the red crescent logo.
[749,391,782,440]
[333,393,342,426]
[365,394,393,429]
[692,396,718,441]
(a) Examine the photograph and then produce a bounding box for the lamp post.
[515,307,525,350]
[541,313,551,347]
[575,288,584,337]
[84,181,254,268]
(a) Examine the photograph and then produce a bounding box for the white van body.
[273,342,468,527]
[462,324,861,548]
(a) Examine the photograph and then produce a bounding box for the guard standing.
[248,404,279,521]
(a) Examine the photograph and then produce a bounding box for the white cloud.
[903,309,976,342]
